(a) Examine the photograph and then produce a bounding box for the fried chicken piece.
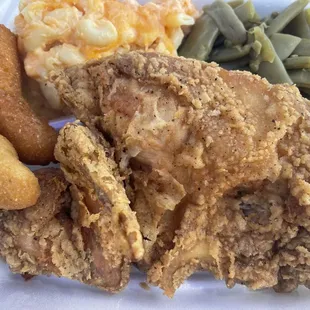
[0,169,78,277]
[54,124,144,284]
[0,168,140,292]
[52,51,310,296]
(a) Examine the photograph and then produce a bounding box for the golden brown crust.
[0,168,132,293]
[53,51,310,296]
[55,123,144,291]
[0,134,40,210]
[0,25,57,165]
[0,25,22,95]
[0,91,58,165]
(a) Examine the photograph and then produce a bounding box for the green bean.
[227,0,244,8]
[284,10,310,38]
[289,69,310,87]
[249,26,276,72]
[249,27,292,84]
[180,1,256,60]
[206,0,247,45]
[210,44,251,62]
[293,39,310,56]
[284,56,310,69]
[263,12,279,26]
[236,2,261,30]
[305,8,310,24]
[244,14,262,30]
[203,1,241,12]
[270,33,301,61]
[219,56,250,70]
[234,1,257,24]
[266,0,309,37]
[258,57,293,84]
[204,1,258,25]
[178,14,219,60]
[224,39,234,48]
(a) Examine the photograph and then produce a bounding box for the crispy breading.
[0,168,139,293]
[55,124,144,291]
[53,51,310,296]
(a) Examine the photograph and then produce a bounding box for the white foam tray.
[1,1,309,309]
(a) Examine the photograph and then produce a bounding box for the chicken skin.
[52,51,310,296]
[0,166,142,293]
[54,123,144,291]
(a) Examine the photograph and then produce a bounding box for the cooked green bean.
[258,57,293,84]
[206,0,247,45]
[289,69,310,87]
[270,33,301,60]
[266,0,309,37]
[305,8,310,24]
[179,1,255,60]
[227,0,244,8]
[203,0,244,10]
[219,56,250,70]
[293,39,310,56]
[210,44,251,62]
[284,56,310,69]
[249,27,292,84]
[204,1,258,25]
[284,10,310,38]
[178,14,219,60]
[263,12,279,25]
[224,39,234,48]
[249,26,276,72]
[234,1,257,24]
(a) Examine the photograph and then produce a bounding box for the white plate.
[1,1,310,309]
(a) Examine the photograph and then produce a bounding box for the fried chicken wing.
[52,51,310,296]
[0,167,141,292]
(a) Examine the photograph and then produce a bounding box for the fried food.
[0,134,40,210]
[0,167,139,292]
[0,91,58,165]
[53,51,310,296]
[55,124,144,290]
[0,25,57,165]
[0,25,22,95]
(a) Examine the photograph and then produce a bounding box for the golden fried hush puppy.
[0,91,58,165]
[0,135,40,210]
[0,25,22,95]
[0,25,57,165]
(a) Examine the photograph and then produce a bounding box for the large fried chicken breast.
[52,51,310,296]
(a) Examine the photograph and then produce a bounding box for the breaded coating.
[0,25,57,165]
[53,51,310,296]
[0,25,22,95]
[55,124,144,291]
[0,134,39,210]
[0,168,137,293]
